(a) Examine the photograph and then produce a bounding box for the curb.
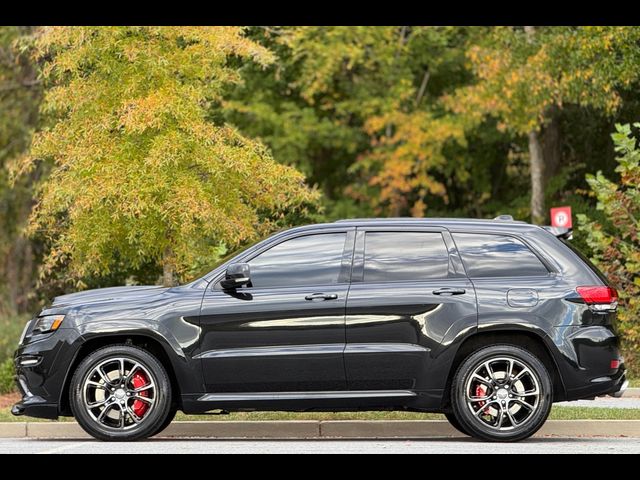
[624,388,640,398]
[2,420,640,439]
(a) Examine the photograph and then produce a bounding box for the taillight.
[576,286,618,305]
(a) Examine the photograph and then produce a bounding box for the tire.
[451,345,553,443]
[149,407,178,438]
[70,345,173,442]
[445,412,470,436]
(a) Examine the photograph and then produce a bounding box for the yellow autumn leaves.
[20,26,317,283]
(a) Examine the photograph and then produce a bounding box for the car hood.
[45,286,170,313]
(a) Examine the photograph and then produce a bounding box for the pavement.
[558,397,640,409]
[3,420,640,440]
[1,390,638,453]
[1,437,639,454]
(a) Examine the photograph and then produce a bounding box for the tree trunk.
[525,25,544,224]
[542,108,562,181]
[529,130,545,225]
[162,247,175,287]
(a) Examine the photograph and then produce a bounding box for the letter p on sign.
[551,206,572,229]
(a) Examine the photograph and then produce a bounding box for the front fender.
[69,319,204,400]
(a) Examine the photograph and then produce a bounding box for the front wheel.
[70,345,173,442]
[451,345,552,442]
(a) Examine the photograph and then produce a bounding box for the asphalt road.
[1,437,639,454]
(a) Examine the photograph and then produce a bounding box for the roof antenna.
[494,215,514,222]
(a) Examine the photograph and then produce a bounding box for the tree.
[451,26,640,223]
[578,123,640,377]
[0,26,41,315]
[15,26,318,288]
[228,26,477,218]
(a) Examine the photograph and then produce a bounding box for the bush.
[0,358,15,394]
[0,315,28,394]
[0,315,28,363]
[578,123,640,377]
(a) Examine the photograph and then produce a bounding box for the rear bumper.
[562,362,627,401]
[612,379,629,398]
[553,325,626,402]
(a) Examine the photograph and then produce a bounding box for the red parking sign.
[551,206,572,228]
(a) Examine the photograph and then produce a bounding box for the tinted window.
[453,234,548,278]
[248,233,347,288]
[364,232,449,283]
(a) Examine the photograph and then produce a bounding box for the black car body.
[13,218,628,441]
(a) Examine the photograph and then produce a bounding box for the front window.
[248,233,348,289]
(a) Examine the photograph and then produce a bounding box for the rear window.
[453,233,549,278]
[364,232,449,282]
[560,239,609,284]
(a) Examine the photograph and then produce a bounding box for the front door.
[198,229,354,393]
[345,228,477,392]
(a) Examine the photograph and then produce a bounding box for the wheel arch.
[441,328,567,410]
[59,333,183,416]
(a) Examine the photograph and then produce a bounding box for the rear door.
[344,227,477,392]
[451,232,558,325]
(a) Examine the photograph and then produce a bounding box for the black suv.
[13,218,627,442]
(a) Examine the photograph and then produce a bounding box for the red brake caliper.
[476,385,488,414]
[131,371,150,418]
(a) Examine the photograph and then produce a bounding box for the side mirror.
[221,263,251,290]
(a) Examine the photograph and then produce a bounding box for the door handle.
[305,293,338,301]
[433,288,466,296]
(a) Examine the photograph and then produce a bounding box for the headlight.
[33,315,65,334]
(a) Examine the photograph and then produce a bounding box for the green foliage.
[0,359,15,394]
[0,24,639,343]
[0,314,23,394]
[452,26,640,134]
[15,27,319,286]
[0,315,26,372]
[228,26,475,217]
[578,123,640,376]
[0,26,41,315]
[229,27,640,221]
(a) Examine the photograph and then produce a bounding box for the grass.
[630,379,640,388]
[1,406,639,423]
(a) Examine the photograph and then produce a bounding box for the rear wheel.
[445,412,470,436]
[451,345,552,442]
[70,345,173,442]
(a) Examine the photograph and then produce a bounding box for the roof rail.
[333,218,421,223]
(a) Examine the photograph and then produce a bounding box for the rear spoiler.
[543,226,573,241]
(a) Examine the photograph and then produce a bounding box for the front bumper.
[12,328,84,420]
[11,396,59,420]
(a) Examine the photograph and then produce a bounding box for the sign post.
[550,206,573,229]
